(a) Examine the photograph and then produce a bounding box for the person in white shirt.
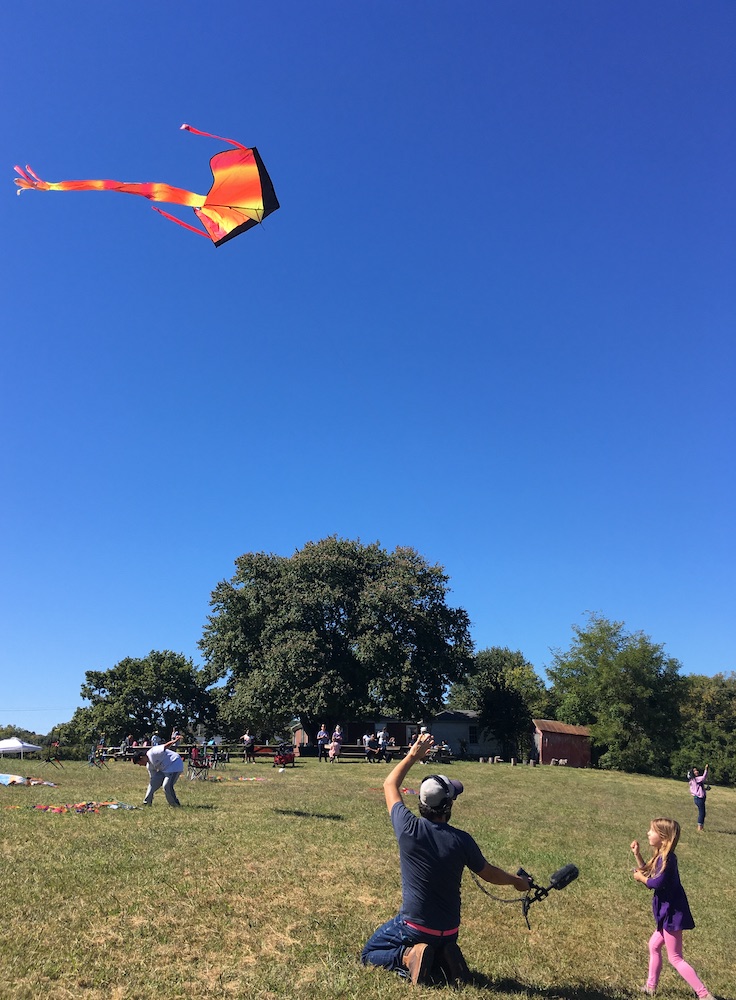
[133,736,184,807]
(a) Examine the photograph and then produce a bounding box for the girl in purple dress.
[630,818,713,998]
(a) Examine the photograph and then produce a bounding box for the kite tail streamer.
[14,165,206,207]
[14,165,50,193]
[152,206,210,238]
[180,123,249,152]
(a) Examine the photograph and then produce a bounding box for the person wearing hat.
[132,735,184,807]
[361,731,530,986]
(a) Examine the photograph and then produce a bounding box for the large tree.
[448,647,548,757]
[546,613,684,774]
[62,651,217,744]
[671,672,736,785]
[199,536,474,733]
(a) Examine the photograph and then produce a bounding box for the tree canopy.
[672,672,736,784]
[60,651,217,744]
[0,724,45,744]
[546,613,684,775]
[448,646,549,756]
[199,536,474,733]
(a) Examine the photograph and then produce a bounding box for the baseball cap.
[419,774,464,808]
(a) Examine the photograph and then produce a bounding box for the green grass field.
[1,757,733,1000]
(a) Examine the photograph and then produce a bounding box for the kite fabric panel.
[14,124,279,247]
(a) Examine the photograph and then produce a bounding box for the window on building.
[468,725,478,744]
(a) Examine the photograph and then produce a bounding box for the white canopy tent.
[0,737,43,759]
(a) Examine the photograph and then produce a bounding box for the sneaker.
[438,941,470,986]
[402,943,435,985]
[638,988,655,996]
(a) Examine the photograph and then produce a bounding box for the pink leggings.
[647,929,709,996]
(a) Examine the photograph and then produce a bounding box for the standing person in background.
[133,735,184,807]
[316,724,330,763]
[687,765,709,832]
[630,818,713,998]
[241,729,255,763]
[329,725,343,762]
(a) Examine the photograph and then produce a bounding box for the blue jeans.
[361,914,457,976]
[693,795,706,826]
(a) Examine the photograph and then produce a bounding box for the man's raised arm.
[383,732,435,814]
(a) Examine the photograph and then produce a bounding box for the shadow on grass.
[465,975,625,999]
[273,808,345,821]
[182,803,216,810]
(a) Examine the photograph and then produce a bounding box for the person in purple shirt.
[688,765,709,832]
[630,818,713,999]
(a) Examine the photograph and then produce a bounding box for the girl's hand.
[632,870,647,884]
[630,840,640,854]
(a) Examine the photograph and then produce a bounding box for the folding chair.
[187,746,210,780]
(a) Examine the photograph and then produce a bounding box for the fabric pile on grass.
[31,801,137,813]
[0,774,57,787]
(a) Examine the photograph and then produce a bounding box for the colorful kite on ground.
[31,801,137,813]
[14,124,279,247]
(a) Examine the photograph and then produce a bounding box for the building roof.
[433,709,480,722]
[533,719,590,737]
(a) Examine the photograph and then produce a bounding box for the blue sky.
[2,2,734,736]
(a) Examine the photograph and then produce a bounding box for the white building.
[429,709,502,759]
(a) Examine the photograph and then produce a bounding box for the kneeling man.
[361,732,529,986]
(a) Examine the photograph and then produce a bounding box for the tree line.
[449,614,736,784]
[14,537,733,785]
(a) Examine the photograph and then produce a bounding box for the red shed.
[533,719,591,767]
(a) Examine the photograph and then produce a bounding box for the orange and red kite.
[14,124,279,247]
